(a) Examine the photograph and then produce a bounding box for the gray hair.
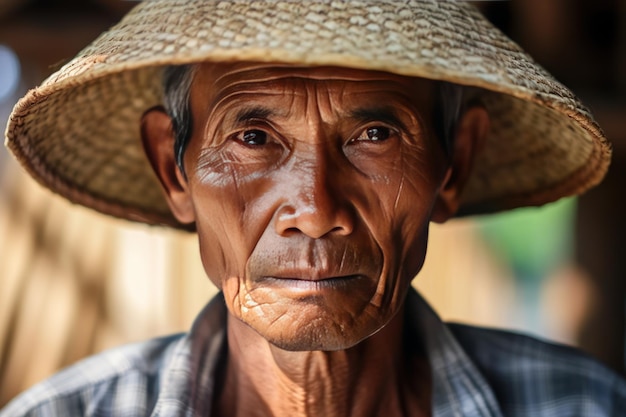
[162,64,197,176]
[433,81,465,156]
[162,64,465,174]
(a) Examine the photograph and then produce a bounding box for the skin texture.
[141,62,489,417]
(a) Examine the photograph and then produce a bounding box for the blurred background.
[1,0,625,407]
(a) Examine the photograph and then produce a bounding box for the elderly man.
[2,1,625,416]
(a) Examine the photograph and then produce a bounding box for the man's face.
[181,63,449,351]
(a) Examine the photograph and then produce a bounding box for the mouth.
[260,274,365,291]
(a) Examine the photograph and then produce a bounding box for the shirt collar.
[151,294,227,417]
[407,289,503,417]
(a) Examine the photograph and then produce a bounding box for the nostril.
[330,222,353,237]
[282,227,301,237]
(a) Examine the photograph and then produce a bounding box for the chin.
[247,309,389,352]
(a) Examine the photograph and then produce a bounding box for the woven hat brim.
[5,0,611,229]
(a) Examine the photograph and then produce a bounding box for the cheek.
[371,147,444,282]
[189,157,276,289]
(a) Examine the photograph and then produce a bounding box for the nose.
[275,155,355,239]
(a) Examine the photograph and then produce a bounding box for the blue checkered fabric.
[2,290,625,416]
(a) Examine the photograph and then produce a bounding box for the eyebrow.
[349,106,407,130]
[235,106,275,124]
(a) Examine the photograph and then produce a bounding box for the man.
[2,1,624,416]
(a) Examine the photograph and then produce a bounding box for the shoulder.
[0,333,185,417]
[448,323,626,416]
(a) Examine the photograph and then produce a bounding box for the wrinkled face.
[183,63,449,351]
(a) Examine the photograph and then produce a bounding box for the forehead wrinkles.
[207,77,432,123]
[190,64,437,141]
[194,62,434,103]
[210,76,423,100]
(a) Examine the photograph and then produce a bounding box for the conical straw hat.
[5,0,610,229]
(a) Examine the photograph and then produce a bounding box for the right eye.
[238,129,268,146]
[225,127,287,166]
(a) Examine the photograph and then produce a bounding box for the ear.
[431,105,490,223]
[140,107,196,224]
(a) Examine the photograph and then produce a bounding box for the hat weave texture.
[5,0,610,228]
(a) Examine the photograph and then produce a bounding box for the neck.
[213,304,431,417]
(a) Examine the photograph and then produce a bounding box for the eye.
[354,126,392,142]
[238,129,268,146]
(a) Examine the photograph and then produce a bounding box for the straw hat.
[5,0,610,229]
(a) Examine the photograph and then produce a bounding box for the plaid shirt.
[2,290,625,417]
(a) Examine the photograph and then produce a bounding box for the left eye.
[239,129,268,146]
[354,126,391,142]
